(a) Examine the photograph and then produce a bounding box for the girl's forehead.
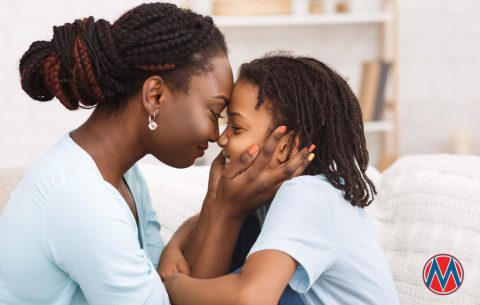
[228,81,259,111]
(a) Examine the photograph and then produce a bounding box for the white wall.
[1,0,479,169]
[398,0,480,155]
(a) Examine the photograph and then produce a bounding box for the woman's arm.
[183,153,225,268]
[165,250,298,305]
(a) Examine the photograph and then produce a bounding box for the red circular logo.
[423,254,464,295]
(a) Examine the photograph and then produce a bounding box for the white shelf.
[213,12,392,27]
[221,122,392,134]
[363,120,394,133]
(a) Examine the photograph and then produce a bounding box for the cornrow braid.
[19,3,227,111]
[238,51,376,207]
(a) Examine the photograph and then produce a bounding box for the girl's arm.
[165,250,298,305]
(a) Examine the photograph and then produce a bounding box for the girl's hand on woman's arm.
[157,214,198,281]
[192,126,314,279]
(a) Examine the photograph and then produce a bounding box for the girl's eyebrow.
[228,112,246,119]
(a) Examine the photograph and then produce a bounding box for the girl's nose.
[217,127,228,148]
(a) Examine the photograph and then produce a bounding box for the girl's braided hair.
[238,51,376,207]
[20,3,227,111]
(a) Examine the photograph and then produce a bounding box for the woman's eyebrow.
[210,95,229,106]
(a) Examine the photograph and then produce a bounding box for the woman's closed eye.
[211,111,225,120]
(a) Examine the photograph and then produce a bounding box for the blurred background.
[1,0,479,170]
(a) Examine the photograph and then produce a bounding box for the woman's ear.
[141,75,169,116]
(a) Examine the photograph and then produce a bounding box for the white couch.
[1,154,479,304]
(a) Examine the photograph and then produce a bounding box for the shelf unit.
[210,1,399,171]
[214,12,392,27]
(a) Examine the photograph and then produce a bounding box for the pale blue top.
[0,134,170,304]
[249,175,400,305]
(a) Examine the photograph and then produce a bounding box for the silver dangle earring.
[148,113,158,130]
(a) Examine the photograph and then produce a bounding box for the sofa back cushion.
[369,154,480,304]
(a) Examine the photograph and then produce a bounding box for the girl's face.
[218,81,284,169]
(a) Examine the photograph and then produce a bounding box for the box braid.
[19,3,227,111]
[238,51,376,207]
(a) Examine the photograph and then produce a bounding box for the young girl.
[164,52,400,304]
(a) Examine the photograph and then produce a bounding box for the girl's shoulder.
[282,175,337,197]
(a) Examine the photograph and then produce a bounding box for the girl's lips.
[225,157,230,164]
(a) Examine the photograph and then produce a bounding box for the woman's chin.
[151,154,196,169]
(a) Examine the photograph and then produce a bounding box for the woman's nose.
[208,121,220,143]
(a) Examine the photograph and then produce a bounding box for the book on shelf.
[358,61,391,121]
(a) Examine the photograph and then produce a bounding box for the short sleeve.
[42,179,170,305]
[144,202,164,270]
[248,178,337,293]
[125,163,165,270]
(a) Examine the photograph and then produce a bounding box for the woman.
[0,3,312,304]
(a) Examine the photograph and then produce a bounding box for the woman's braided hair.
[238,51,376,207]
[20,3,227,111]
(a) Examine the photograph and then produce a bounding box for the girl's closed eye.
[226,121,242,134]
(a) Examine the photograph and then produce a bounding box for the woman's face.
[151,56,234,168]
[217,81,274,168]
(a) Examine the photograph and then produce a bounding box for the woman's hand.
[215,126,313,220]
[205,152,227,202]
[190,126,314,279]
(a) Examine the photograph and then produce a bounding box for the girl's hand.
[158,244,191,281]
[158,215,198,281]
[215,126,313,221]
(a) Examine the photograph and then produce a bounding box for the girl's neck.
[70,105,146,190]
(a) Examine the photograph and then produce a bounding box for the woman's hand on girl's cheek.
[206,152,227,199]
[158,244,191,282]
[214,126,314,220]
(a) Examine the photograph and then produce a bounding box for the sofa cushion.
[369,154,480,304]
[138,164,208,243]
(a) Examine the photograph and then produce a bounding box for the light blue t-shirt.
[249,175,400,305]
[0,134,170,305]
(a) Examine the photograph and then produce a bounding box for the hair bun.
[19,17,124,110]
[20,3,225,111]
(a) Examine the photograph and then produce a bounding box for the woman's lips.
[196,145,208,157]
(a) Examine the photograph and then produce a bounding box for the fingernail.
[308,153,315,162]
[309,144,316,152]
[279,126,287,133]
[249,144,259,155]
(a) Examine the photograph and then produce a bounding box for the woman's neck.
[70,105,146,190]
